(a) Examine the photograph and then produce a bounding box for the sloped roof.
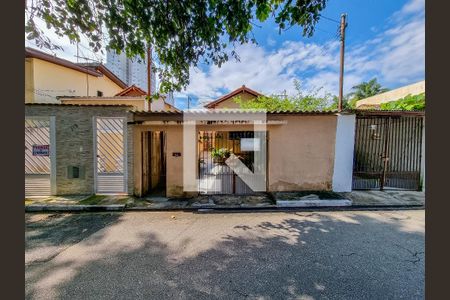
[25,47,127,88]
[204,85,263,108]
[115,85,147,96]
[76,62,127,89]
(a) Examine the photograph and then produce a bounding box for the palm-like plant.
[348,78,389,101]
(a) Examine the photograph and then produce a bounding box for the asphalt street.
[25,210,424,299]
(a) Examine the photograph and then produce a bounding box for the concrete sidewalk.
[25,190,424,212]
[342,191,425,207]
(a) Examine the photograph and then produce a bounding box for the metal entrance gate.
[198,131,266,194]
[95,117,126,194]
[352,114,424,190]
[25,118,53,197]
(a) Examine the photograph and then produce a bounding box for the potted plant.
[210,148,231,164]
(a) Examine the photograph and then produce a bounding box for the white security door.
[25,118,52,197]
[95,117,127,194]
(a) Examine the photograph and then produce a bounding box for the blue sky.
[26,0,424,110]
[176,0,424,109]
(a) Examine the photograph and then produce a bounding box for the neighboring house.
[204,85,263,109]
[356,80,425,109]
[59,84,180,112]
[25,47,127,103]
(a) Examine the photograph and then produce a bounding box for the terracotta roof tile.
[204,85,263,108]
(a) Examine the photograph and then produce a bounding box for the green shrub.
[380,93,425,111]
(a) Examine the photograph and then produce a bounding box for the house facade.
[25,104,355,197]
[25,82,425,198]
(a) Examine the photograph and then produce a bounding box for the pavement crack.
[232,288,249,298]
[403,258,421,264]
[394,244,424,264]
[394,244,423,256]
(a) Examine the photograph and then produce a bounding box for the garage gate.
[352,113,424,191]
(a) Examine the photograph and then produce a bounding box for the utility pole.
[147,46,152,111]
[338,13,347,112]
[187,96,191,110]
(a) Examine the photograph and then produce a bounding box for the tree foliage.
[25,0,328,93]
[380,93,425,111]
[348,78,389,101]
[235,80,335,111]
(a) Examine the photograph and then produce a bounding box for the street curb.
[276,199,352,207]
[192,205,425,213]
[126,204,424,212]
[25,204,125,212]
[25,204,424,213]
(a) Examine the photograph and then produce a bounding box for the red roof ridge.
[204,85,263,108]
[115,84,147,96]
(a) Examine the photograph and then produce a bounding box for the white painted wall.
[332,114,356,192]
[421,118,425,191]
[151,98,165,111]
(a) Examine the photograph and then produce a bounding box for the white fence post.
[332,113,356,192]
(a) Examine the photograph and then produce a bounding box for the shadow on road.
[25,213,122,264]
[25,211,424,299]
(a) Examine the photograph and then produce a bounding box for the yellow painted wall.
[25,58,34,103]
[28,58,123,103]
[212,91,257,109]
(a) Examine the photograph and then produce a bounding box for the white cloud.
[179,40,341,101]
[267,36,276,46]
[179,0,424,102]
[399,0,424,15]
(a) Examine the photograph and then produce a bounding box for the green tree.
[329,95,354,110]
[25,0,328,93]
[348,78,389,101]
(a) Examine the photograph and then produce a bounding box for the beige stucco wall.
[28,58,124,103]
[212,91,258,109]
[134,115,338,197]
[267,115,337,191]
[356,80,425,108]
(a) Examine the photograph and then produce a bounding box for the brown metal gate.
[352,113,424,191]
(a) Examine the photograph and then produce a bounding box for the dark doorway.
[141,131,166,196]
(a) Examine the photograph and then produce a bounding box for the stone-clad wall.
[25,104,133,195]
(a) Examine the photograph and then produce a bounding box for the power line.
[315,27,337,37]
[320,15,341,24]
